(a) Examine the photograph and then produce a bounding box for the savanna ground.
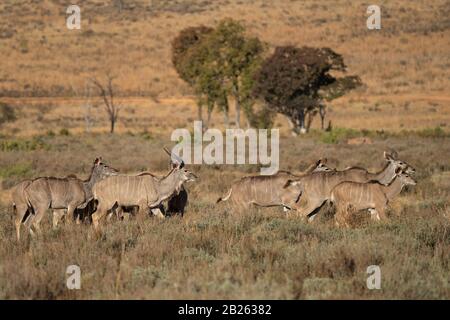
[0,134,449,299]
[0,0,449,299]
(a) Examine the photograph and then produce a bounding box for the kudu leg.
[23,214,36,237]
[32,204,49,235]
[65,204,77,227]
[151,207,165,219]
[374,207,389,222]
[14,204,29,241]
[92,206,107,230]
[52,209,66,229]
[334,205,347,227]
[294,197,325,221]
[334,203,352,228]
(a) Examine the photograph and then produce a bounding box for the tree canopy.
[253,46,362,133]
[172,24,361,132]
[171,19,265,128]
[171,25,213,86]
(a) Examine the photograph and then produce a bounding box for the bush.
[46,130,55,137]
[59,128,70,136]
[0,137,50,152]
[319,127,361,144]
[0,162,32,179]
[0,103,17,126]
[417,126,448,138]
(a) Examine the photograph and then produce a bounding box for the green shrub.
[0,162,32,178]
[46,130,55,137]
[417,126,448,138]
[319,127,361,144]
[0,137,50,151]
[140,130,153,140]
[59,128,70,136]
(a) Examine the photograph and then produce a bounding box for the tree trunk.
[223,110,229,127]
[221,93,229,127]
[294,109,306,134]
[286,116,298,136]
[319,104,326,130]
[110,117,115,134]
[299,114,307,134]
[197,103,203,123]
[233,84,240,129]
[305,110,317,132]
[205,100,213,130]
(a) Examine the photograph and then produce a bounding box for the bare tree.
[71,81,95,133]
[91,75,121,134]
[83,82,94,133]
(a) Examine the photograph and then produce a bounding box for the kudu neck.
[371,162,396,185]
[157,169,183,200]
[83,167,110,197]
[382,177,404,200]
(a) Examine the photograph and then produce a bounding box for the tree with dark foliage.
[171,26,213,122]
[253,46,361,134]
[171,20,265,129]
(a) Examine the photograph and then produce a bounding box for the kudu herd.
[10,148,417,240]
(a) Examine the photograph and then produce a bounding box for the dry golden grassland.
[0,94,449,137]
[0,0,449,98]
[0,0,449,299]
[0,135,449,299]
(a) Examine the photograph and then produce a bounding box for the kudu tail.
[216,188,232,204]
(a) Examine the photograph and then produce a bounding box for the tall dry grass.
[0,134,448,299]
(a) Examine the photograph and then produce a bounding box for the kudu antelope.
[11,179,33,237]
[331,171,417,227]
[284,152,415,220]
[91,148,197,230]
[166,154,189,216]
[15,158,117,240]
[110,158,189,220]
[216,159,332,211]
[167,188,188,216]
[106,172,167,221]
[342,151,415,184]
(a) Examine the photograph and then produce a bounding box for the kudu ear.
[94,157,102,165]
[384,151,394,161]
[395,167,402,175]
[283,179,299,189]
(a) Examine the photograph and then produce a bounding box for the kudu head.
[163,147,198,184]
[384,151,416,175]
[394,167,417,187]
[312,158,334,173]
[90,157,119,182]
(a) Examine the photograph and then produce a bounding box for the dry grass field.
[0,135,449,299]
[0,0,449,300]
[0,0,449,98]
